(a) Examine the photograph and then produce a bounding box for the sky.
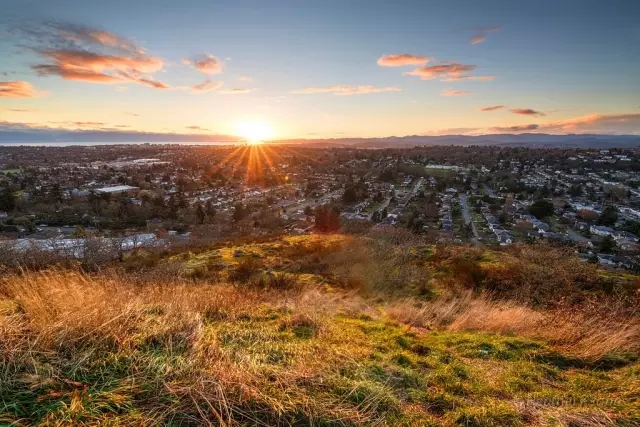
[1,0,640,140]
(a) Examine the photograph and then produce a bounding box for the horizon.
[2,0,640,141]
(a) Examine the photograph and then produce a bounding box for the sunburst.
[234,120,274,144]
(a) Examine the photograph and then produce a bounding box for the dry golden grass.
[0,269,390,426]
[385,291,640,359]
[1,234,639,426]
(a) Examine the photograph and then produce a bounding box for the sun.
[234,120,274,144]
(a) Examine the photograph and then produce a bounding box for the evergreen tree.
[0,188,16,212]
[195,202,205,224]
[233,203,246,223]
[600,235,616,254]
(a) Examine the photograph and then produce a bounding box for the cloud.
[405,62,476,80]
[21,23,168,89]
[487,113,640,134]
[221,88,251,94]
[292,85,401,96]
[377,54,431,67]
[186,125,211,131]
[185,54,223,75]
[479,105,504,111]
[73,121,105,127]
[510,108,546,117]
[189,80,223,93]
[0,120,241,142]
[1,108,33,112]
[541,113,640,133]
[441,89,470,96]
[0,81,45,98]
[469,25,502,45]
[421,127,482,136]
[34,49,162,73]
[442,75,495,82]
[238,76,252,82]
[490,124,540,132]
[52,23,143,54]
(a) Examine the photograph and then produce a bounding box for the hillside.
[1,231,639,426]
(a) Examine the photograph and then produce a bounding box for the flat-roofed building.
[95,185,139,195]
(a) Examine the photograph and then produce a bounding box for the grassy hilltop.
[1,231,639,426]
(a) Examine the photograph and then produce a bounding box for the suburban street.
[459,194,480,242]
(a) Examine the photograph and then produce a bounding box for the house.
[530,219,550,233]
[613,231,638,243]
[596,253,616,266]
[617,239,638,252]
[590,225,614,237]
[574,221,589,231]
[70,188,91,199]
[496,232,514,245]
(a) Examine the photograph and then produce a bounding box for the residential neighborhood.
[2,144,640,270]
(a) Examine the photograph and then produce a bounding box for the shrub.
[228,257,263,283]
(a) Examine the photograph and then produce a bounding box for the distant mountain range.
[1,127,639,148]
[277,133,640,148]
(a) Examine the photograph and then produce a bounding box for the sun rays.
[233,120,274,145]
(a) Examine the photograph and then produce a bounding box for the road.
[368,197,391,220]
[459,194,480,242]
[369,177,423,219]
[403,177,424,206]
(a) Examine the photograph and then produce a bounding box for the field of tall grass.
[1,231,639,426]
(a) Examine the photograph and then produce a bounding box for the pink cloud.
[490,124,540,132]
[19,23,170,89]
[510,108,546,117]
[73,121,105,127]
[30,26,168,89]
[441,89,470,97]
[442,75,495,82]
[190,80,224,93]
[542,113,640,133]
[58,25,143,54]
[221,88,251,94]
[293,85,401,96]
[39,50,163,73]
[377,54,431,67]
[33,62,168,88]
[186,125,211,131]
[479,105,504,111]
[487,113,640,134]
[186,54,223,75]
[405,62,476,80]
[0,81,45,98]
[469,25,502,45]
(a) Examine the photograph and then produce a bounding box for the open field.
[0,169,23,175]
[424,167,456,179]
[1,232,639,426]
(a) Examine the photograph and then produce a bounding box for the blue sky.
[1,0,639,139]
